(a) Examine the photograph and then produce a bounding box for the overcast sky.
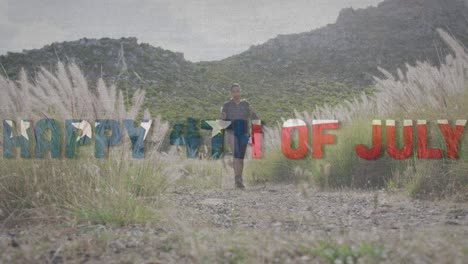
[0,0,383,62]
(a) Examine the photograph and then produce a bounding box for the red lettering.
[356,120,382,160]
[281,119,308,159]
[417,120,442,159]
[386,120,413,159]
[312,120,339,158]
[438,120,466,158]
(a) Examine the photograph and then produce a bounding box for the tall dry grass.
[0,62,180,225]
[246,29,468,199]
[0,60,234,225]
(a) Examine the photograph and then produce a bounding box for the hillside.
[1,0,467,123]
[199,0,468,120]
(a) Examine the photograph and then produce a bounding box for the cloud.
[8,22,68,51]
[0,0,69,54]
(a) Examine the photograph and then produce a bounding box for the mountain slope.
[201,0,467,88]
[1,0,467,123]
[0,37,200,93]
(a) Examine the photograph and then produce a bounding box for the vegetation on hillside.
[1,0,465,125]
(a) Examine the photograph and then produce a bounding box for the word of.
[281,119,339,159]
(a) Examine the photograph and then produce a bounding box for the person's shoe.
[235,181,245,189]
[235,175,245,189]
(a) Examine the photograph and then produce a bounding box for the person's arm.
[220,105,227,120]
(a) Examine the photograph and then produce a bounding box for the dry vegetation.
[0,29,467,263]
[247,29,468,199]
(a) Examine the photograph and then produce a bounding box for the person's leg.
[226,130,238,174]
[235,158,244,177]
[226,130,246,188]
[233,133,248,188]
[226,130,247,188]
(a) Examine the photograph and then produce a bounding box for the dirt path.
[165,183,468,232]
[1,184,467,263]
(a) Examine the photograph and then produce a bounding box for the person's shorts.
[225,129,249,159]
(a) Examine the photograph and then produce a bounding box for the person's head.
[230,83,241,100]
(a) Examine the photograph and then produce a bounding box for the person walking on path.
[220,83,259,189]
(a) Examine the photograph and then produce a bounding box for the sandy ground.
[1,184,467,263]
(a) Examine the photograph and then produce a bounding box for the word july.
[281,119,467,160]
[356,120,466,159]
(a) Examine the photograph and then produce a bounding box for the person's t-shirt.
[221,99,258,134]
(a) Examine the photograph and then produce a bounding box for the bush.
[246,29,468,199]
